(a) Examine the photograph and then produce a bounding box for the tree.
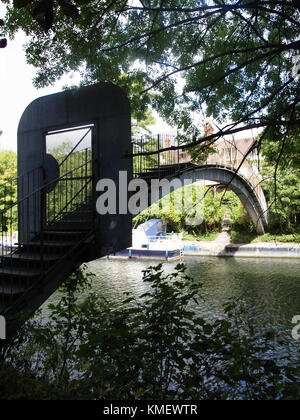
[260,128,300,232]
[132,108,156,135]
[0,16,6,48]
[1,1,299,166]
[0,149,17,180]
[0,150,18,231]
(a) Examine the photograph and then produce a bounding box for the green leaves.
[0,16,6,48]
[1,0,298,145]
[0,39,7,48]
[259,132,300,234]
[57,0,80,19]
[4,261,299,400]
[8,0,82,34]
[13,0,34,8]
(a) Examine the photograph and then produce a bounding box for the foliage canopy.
[1,1,300,149]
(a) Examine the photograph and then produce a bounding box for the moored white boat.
[109,220,183,261]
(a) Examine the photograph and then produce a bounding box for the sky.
[0,30,82,151]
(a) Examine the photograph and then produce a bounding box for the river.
[84,255,300,368]
[40,255,300,395]
[85,256,300,332]
[42,255,300,357]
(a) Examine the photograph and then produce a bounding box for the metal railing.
[0,151,93,308]
[46,147,92,224]
[132,134,268,216]
[132,134,185,177]
[0,167,42,254]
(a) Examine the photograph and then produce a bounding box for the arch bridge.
[133,134,268,234]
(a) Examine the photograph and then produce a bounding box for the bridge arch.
[138,165,268,234]
[133,134,269,234]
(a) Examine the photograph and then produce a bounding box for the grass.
[182,230,220,241]
[230,230,300,244]
[230,231,258,244]
[182,229,300,244]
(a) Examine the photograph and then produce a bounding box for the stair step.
[0,284,26,296]
[0,267,41,277]
[59,218,93,223]
[41,231,84,240]
[1,252,59,262]
[43,231,84,236]
[46,222,92,231]
[18,241,76,249]
[60,210,93,218]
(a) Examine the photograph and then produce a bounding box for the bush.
[133,187,251,238]
[2,264,299,400]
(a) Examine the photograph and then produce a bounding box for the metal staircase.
[0,141,96,337]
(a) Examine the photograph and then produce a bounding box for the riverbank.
[183,231,300,258]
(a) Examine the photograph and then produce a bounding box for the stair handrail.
[0,159,92,216]
[1,139,94,324]
[56,127,92,168]
[0,166,43,188]
[48,177,93,225]
[1,154,94,316]
[2,228,95,322]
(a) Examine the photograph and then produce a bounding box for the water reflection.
[41,255,300,354]
[86,256,300,337]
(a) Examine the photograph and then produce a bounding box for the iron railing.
[0,151,93,309]
[46,147,92,224]
[132,134,187,177]
[132,134,268,216]
[0,167,42,254]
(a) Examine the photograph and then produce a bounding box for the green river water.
[85,256,300,332]
[38,255,300,395]
[41,256,300,346]
[82,255,300,366]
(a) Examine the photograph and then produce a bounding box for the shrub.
[2,264,299,400]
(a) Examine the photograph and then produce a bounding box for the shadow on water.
[86,256,300,327]
[41,255,300,362]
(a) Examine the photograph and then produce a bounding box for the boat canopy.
[137,219,167,241]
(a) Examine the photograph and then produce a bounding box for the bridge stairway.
[0,198,95,338]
